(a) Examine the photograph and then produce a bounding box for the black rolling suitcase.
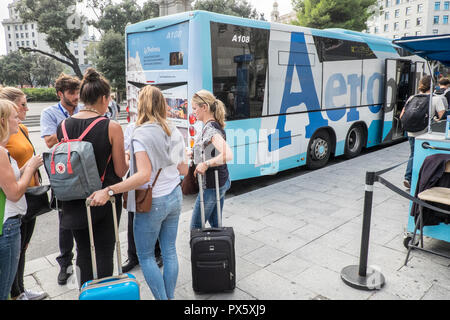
[190,171,236,293]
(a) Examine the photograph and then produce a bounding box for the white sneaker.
[403,180,411,189]
[15,293,28,300]
[23,290,48,300]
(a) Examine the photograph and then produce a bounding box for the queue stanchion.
[340,171,386,291]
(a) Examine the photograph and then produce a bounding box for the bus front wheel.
[307,131,331,170]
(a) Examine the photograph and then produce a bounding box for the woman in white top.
[88,85,187,300]
[0,99,43,300]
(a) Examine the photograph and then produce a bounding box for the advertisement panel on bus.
[126,22,189,129]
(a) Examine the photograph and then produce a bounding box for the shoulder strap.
[61,119,69,141]
[100,154,112,183]
[19,126,35,154]
[78,117,108,141]
[19,126,42,184]
[0,147,12,166]
[151,168,163,188]
[61,117,108,142]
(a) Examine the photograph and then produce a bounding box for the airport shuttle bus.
[125,10,426,181]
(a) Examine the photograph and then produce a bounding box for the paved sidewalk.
[23,141,450,300]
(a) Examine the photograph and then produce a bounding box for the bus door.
[382,59,415,143]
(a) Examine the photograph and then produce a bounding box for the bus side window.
[210,22,269,120]
[313,36,377,62]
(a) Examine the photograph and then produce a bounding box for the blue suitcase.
[79,197,140,300]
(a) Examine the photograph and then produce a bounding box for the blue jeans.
[0,218,21,300]
[191,178,231,230]
[133,186,182,300]
[405,137,415,182]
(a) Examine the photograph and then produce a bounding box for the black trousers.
[10,217,36,298]
[56,209,74,269]
[127,211,161,263]
[72,199,122,286]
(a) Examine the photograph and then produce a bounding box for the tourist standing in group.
[121,121,164,273]
[54,68,128,286]
[0,99,43,300]
[88,85,187,300]
[40,73,81,285]
[190,90,233,230]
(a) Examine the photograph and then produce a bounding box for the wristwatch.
[106,186,114,196]
[205,160,210,168]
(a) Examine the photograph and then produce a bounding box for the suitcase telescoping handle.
[86,196,123,280]
[197,170,222,229]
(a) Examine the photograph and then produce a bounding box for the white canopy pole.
[426,61,437,134]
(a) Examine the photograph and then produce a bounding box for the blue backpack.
[43,117,111,201]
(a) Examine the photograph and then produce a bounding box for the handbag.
[181,163,198,195]
[123,169,162,213]
[23,185,52,222]
[182,121,214,195]
[19,126,52,222]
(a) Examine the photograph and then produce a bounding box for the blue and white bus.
[125,10,426,181]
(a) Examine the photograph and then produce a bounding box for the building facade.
[157,0,193,16]
[2,0,96,72]
[270,1,296,23]
[367,0,450,39]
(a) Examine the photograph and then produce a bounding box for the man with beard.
[40,73,81,286]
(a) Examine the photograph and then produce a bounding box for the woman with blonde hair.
[0,87,48,300]
[0,99,43,300]
[88,85,187,300]
[190,89,233,230]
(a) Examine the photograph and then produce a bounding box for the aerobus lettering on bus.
[272,33,386,152]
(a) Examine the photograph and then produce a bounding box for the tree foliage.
[97,31,126,96]
[0,52,64,87]
[91,0,159,101]
[91,0,159,35]
[16,0,86,78]
[193,0,259,19]
[292,0,378,31]
[0,52,31,86]
[31,55,66,87]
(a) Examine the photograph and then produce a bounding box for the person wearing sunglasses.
[190,90,233,230]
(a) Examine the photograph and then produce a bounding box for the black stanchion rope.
[372,160,450,217]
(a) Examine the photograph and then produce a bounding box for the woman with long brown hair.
[55,68,128,286]
[88,85,187,300]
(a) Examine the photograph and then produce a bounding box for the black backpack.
[400,94,430,132]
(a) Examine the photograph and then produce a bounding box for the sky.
[0,0,294,56]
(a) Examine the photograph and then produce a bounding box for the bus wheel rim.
[312,138,328,160]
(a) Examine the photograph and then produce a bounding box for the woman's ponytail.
[193,90,227,129]
[213,99,226,129]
